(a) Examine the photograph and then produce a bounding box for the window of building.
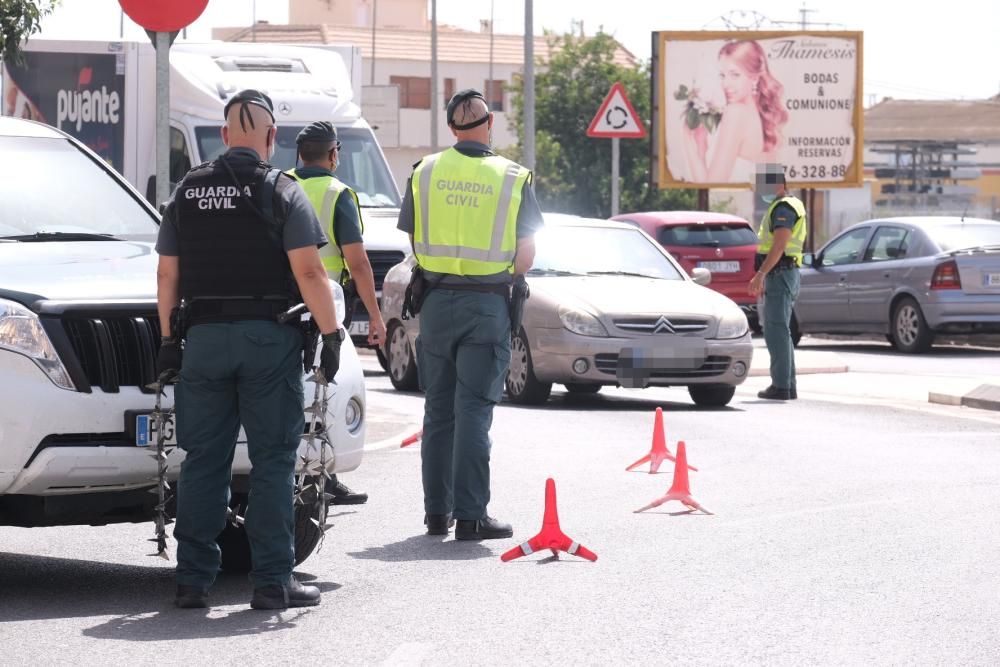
[390,75,431,109]
[443,78,455,108]
[485,79,505,112]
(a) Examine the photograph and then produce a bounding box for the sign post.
[586,82,646,216]
[118,0,208,208]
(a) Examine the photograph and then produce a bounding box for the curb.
[366,422,423,451]
[928,384,1000,412]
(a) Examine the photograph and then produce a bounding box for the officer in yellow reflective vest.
[397,89,544,540]
[748,165,807,401]
[287,120,384,505]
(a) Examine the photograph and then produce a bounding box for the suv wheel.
[506,330,551,404]
[386,321,419,391]
[688,384,736,407]
[217,491,324,573]
[892,297,934,354]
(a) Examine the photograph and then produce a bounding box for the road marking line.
[381,642,434,666]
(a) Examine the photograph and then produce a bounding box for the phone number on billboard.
[782,165,848,179]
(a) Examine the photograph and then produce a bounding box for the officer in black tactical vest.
[155,89,343,611]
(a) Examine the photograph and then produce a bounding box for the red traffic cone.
[625,407,698,474]
[634,441,712,514]
[501,478,597,562]
[400,429,423,448]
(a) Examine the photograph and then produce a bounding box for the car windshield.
[0,136,159,242]
[657,223,758,247]
[530,225,684,280]
[195,125,400,208]
[928,224,1000,252]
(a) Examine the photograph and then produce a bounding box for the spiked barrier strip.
[147,373,176,560]
[294,368,336,549]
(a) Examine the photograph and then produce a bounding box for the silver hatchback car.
[380,215,754,406]
[794,216,1000,352]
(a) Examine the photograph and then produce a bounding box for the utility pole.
[488,0,494,107]
[523,0,535,170]
[251,0,257,42]
[430,0,439,151]
[370,0,377,85]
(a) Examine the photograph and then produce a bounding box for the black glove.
[157,337,182,379]
[319,331,343,384]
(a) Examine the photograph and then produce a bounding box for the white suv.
[0,117,365,569]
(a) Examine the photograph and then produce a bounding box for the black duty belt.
[433,282,511,296]
[185,297,293,324]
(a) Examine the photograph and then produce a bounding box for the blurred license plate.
[985,272,1000,287]
[133,412,176,447]
[698,261,740,273]
[348,320,369,336]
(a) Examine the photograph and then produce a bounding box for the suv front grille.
[367,250,405,291]
[62,316,160,393]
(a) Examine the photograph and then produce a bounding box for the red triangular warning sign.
[587,82,646,139]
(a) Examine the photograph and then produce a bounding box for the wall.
[290,0,426,29]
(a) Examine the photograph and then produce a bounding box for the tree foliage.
[1,0,60,66]
[505,31,696,218]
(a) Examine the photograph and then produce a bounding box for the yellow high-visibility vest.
[411,147,530,276]
[286,169,362,280]
[758,195,807,266]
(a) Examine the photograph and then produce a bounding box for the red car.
[610,211,760,330]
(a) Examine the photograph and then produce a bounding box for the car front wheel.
[217,491,324,573]
[688,384,736,407]
[506,330,551,405]
[892,297,934,353]
[386,321,419,391]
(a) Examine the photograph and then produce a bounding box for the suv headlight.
[716,309,749,339]
[329,280,346,327]
[558,306,608,337]
[0,298,75,390]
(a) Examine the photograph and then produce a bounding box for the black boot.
[424,513,454,535]
[327,475,368,505]
[455,515,513,540]
[251,576,321,610]
[757,385,793,400]
[175,584,209,609]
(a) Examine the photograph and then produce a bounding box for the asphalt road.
[2,353,999,665]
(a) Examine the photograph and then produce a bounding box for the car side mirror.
[691,267,711,286]
[801,253,815,268]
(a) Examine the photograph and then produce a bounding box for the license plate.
[348,320,369,336]
[698,261,740,273]
[985,272,1000,287]
[134,413,176,447]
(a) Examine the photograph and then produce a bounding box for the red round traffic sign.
[119,0,209,32]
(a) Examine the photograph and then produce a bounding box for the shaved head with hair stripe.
[222,102,276,160]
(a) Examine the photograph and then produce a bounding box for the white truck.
[2,38,410,348]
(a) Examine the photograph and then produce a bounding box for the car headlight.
[329,280,346,327]
[0,298,75,390]
[716,309,749,339]
[558,306,608,337]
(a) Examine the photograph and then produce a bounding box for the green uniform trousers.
[416,289,511,520]
[763,268,800,390]
[173,320,304,589]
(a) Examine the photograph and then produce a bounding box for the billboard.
[653,31,863,189]
[2,51,126,172]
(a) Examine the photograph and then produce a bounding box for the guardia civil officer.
[287,120,386,506]
[396,89,544,539]
[748,165,808,401]
[155,89,344,610]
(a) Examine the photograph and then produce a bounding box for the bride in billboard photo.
[674,39,788,184]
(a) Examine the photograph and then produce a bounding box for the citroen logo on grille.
[652,316,675,334]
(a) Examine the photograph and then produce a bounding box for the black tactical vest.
[175,155,296,321]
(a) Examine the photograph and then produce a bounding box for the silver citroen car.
[380,214,753,407]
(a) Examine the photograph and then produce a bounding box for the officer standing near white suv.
[155,89,343,610]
